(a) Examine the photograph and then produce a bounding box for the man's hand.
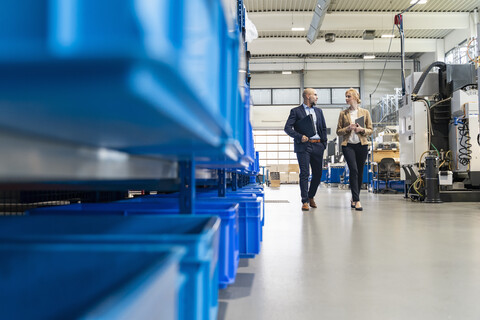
[301,135,308,143]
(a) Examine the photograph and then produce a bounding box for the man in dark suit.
[284,88,327,211]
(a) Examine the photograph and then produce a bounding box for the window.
[251,87,359,106]
[445,39,478,65]
[272,89,300,105]
[251,89,271,105]
[254,129,297,167]
[316,88,331,104]
[332,88,347,104]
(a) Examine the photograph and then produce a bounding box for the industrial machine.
[399,62,479,202]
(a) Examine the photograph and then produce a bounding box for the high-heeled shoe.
[355,202,363,211]
[350,200,355,209]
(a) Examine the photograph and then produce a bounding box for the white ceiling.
[245,0,479,60]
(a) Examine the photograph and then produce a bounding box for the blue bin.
[0,242,184,320]
[0,0,244,163]
[389,180,405,191]
[136,193,262,258]
[28,202,239,289]
[321,168,327,182]
[198,194,262,258]
[327,166,343,184]
[0,215,219,320]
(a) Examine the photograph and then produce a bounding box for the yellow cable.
[418,150,430,169]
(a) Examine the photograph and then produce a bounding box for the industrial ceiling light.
[282,71,292,75]
[381,34,395,38]
[410,0,427,4]
[325,33,336,43]
[306,0,331,44]
[291,27,305,31]
[362,30,375,40]
[363,54,376,59]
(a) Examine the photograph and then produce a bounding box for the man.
[284,88,327,211]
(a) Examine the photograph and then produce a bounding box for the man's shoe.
[309,198,317,208]
[302,203,309,211]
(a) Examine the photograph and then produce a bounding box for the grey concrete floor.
[218,184,480,320]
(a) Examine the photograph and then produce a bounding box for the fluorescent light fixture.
[282,71,292,75]
[239,70,246,73]
[381,34,395,38]
[291,27,305,31]
[363,54,376,59]
[410,0,427,4]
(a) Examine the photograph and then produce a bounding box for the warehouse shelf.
[0,0,250,175]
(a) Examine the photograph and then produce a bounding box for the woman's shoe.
[355,202,363,211]
[350,200,356,208]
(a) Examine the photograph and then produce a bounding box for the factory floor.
[218,184,480,320]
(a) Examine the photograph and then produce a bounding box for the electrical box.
[405,72,439,96]
[438,171,453,185]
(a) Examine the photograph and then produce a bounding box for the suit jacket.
[284,105,327,153]
[336,107,373,146]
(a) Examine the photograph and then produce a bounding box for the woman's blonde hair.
[346,88,361,104]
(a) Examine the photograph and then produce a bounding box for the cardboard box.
[288,164,300,173]
[270,180,281,187]
[288,173,299,183]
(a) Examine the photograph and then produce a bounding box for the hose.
[458,119,472,166]
[411,61,446,96]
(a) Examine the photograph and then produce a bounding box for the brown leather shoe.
[309,198,317,208]
[302,203,309,211]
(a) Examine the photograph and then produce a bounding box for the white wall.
[251,105,343,142]
[250,73,301,88]
[418,52,437,71]
[363,69,403,110]
[444,28,471,53]
[304,70,359,87]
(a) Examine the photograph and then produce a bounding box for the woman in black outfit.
[336,88,373,211]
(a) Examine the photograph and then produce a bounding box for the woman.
[336,88,373,211]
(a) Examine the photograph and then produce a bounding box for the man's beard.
[311,100,316,106]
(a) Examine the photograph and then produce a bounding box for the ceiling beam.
[249,38,439,55]
[249,59,415,71]
[248,12,469,32]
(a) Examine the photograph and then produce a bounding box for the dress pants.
[342,143,369,202]
[296,142,325,204]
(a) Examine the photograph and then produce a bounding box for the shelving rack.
[0,0,258,206]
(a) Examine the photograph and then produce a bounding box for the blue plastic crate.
[138,193,262,258]
[0,242,184,320]
[196,195,261,259]
[389,180,405,191]
[28,202,239,290]
[204,187,265,230]
[327,166,343,184]
[0,0,245,164]
[0,215,219,320]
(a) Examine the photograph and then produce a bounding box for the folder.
[294,114,316,138]
[355,116,365,128]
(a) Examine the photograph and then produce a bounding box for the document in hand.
[355,116,365,128]
[294,114,316,138]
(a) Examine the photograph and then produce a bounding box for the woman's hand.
[348,123,357,131]
[354,125,365,134]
